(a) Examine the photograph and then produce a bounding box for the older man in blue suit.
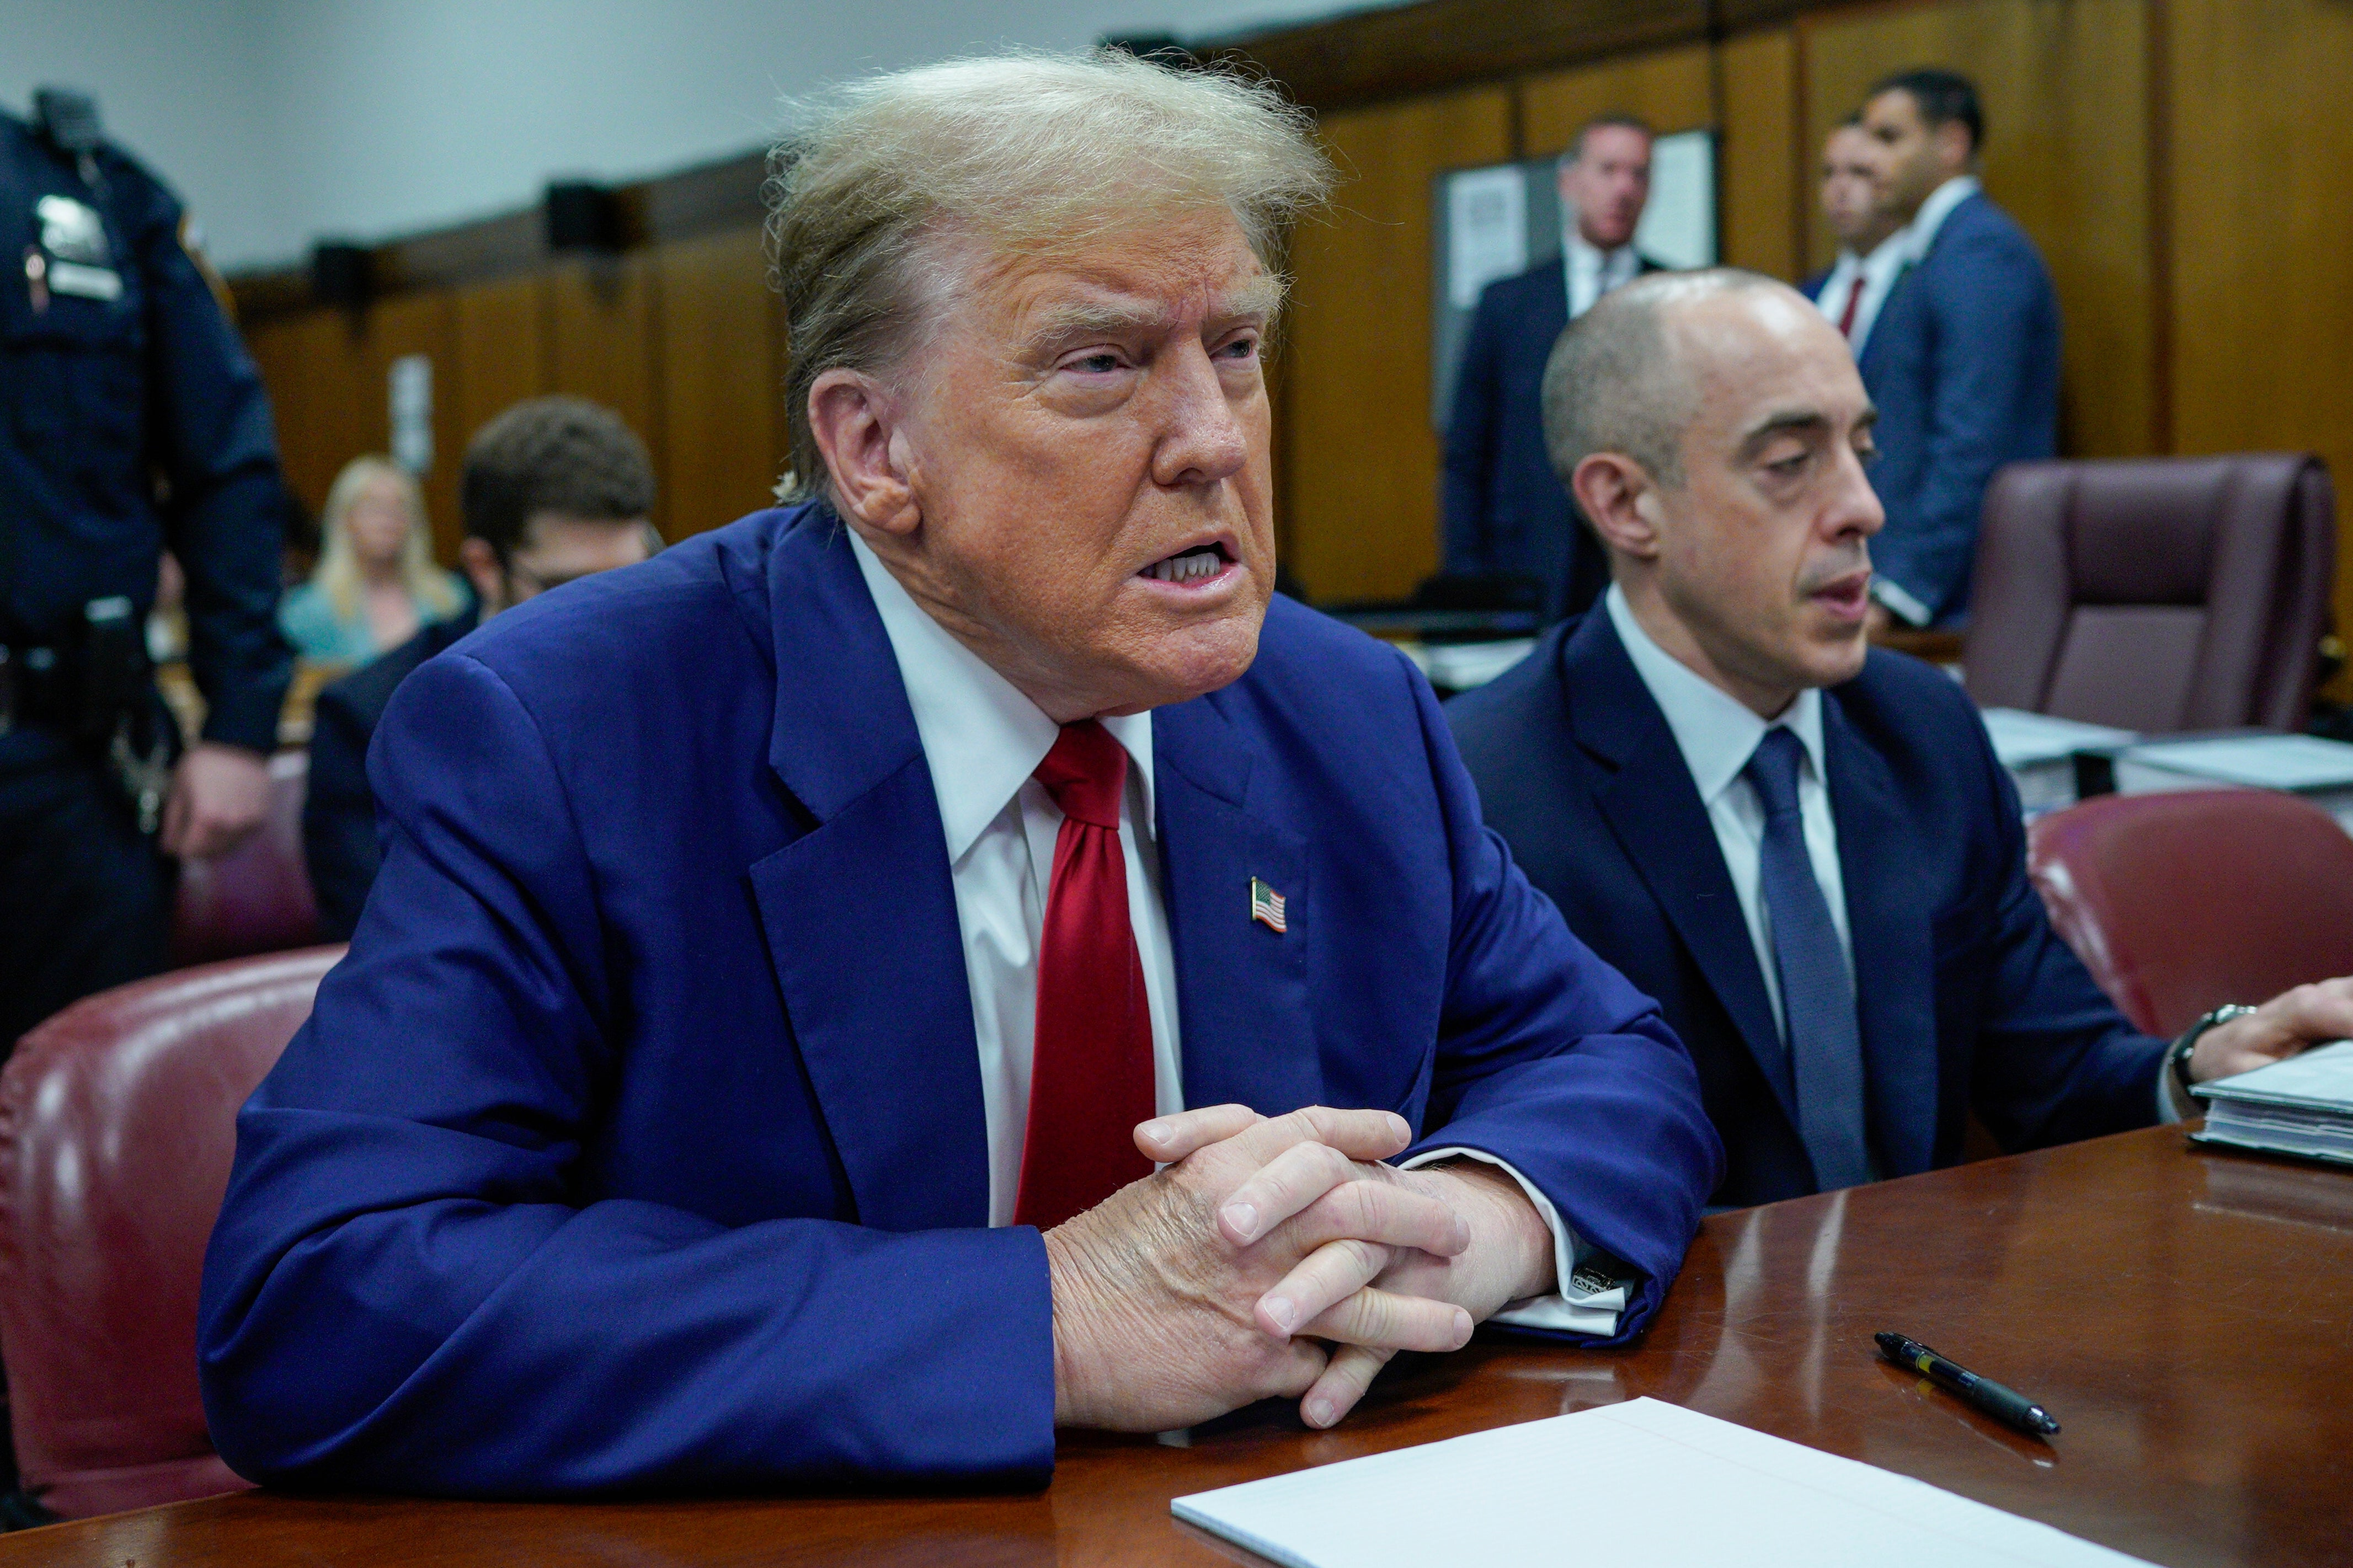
[1449,270,2353,1209]
[197,53,1719,1496]
[1848,69,2060,628]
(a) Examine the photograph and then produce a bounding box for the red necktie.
[1837,276,1864,339]
[1012,721,1156,1230]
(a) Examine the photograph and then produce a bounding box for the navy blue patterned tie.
[1742,728,1871,1191]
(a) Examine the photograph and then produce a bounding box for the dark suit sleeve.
[127,166,294,753]
[301,681,382,942]
[1871,230,2057,622]
[1960,714,2167,1148]
[1440,286,1508,575]
[1395,656,1721,1343]
[199,652,1054,1494]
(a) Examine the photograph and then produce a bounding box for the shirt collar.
[1905,174,1980,261]
[1566,230,1635,277]
[1604,584,1825,805]
[850,529,1155,863]
[1860,231,1909,277]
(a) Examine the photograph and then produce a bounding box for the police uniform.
[0,104,292,1052]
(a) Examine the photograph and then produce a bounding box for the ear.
[1935,120,1973,173]
[809,370,920,537]
[457,537,506,614]
[1571,453,1663,564]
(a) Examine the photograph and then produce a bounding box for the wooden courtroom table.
[8,1125,2348,1566]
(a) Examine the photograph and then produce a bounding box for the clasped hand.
[1046,1104,1553,1434]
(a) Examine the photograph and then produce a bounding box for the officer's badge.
[33,195,120,302]
[35,196,109,265]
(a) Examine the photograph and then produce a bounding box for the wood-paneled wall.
[1276,0,2168,604]
[1284,89,1512,603]
[2167,0,2353,561]
[236,0,2353,678]
[244,229,782,557]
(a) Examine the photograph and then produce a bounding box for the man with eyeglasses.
[304,395,659,937]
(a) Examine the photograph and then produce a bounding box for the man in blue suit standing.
[1449,270,2353,1208]
[1802,118,1906,357]
[198,52,1719,1496]
[1442,116,1663,619]
[1849,69,2060,628]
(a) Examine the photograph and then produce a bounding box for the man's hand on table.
[1045,1105,1555,1435]
[1295,1159,1555,1428]
[2190,977,2353,1083]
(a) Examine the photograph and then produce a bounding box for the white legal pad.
[1171,1397,2151,1568]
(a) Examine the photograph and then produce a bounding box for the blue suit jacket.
[1859,190,2060,623]
[1447,612,2162,1208]
[1442,256,1658,619]
[198,503,1720,1496]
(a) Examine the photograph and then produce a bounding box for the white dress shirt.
[852,534,1597,1321]
[1607,587,1852,1040]
[1564,231,1642,320]
[1811,231,1911,360]
[1608,586,2181,1123]
[1903,173,1980,264]
[852,534,1183,1228]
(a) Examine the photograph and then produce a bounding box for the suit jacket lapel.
[1152,694,1321,1117]
[744,509,990,1231]
[1562,616,1800,1125]
[1822,693,1939,1177]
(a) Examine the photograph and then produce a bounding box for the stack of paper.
[1977,709,2138,815]
[2113,734,2353,832]
[2193,1039,2353,1166]
[1173,1396,2150,1567]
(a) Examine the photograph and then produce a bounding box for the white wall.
[1,1,284,265]
[4,0,1395,271]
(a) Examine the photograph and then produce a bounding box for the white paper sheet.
[1978,708,2137,768]
[1172,1397,2150,1568]
[1444,167,1527,310]
[2201,1038,2353,1109]
[2121,734,2353,790]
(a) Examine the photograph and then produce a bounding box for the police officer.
[1,90,294,1054]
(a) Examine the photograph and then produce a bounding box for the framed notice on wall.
[1428,130,1717,430]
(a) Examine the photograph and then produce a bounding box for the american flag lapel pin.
[1250,876,1288,934]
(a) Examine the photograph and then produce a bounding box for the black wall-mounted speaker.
[310,242,372,309]
[545,182,621,252]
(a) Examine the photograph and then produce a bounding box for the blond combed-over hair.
[765,50,1335,500]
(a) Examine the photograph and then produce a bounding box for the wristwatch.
[2170,1003,2258,1102]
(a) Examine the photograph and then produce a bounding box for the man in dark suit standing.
[1852,69,2059,628]
[1442,115,1662,620]
[1449,269,2353,1207]
[1802,117,1906,355]
[303,396,656,936]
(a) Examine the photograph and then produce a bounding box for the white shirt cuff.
[1398,1147,1621,1335]
[1870,575,1933,628]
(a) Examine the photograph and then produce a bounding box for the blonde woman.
[279,456,467,663]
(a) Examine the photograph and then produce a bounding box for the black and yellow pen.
[1875,1331,2061,1437]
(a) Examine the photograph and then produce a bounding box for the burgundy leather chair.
[172,750,323,966]
[1964,454,2335,733]
[2027,790,2353,1037]
[0,946,342,1518]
